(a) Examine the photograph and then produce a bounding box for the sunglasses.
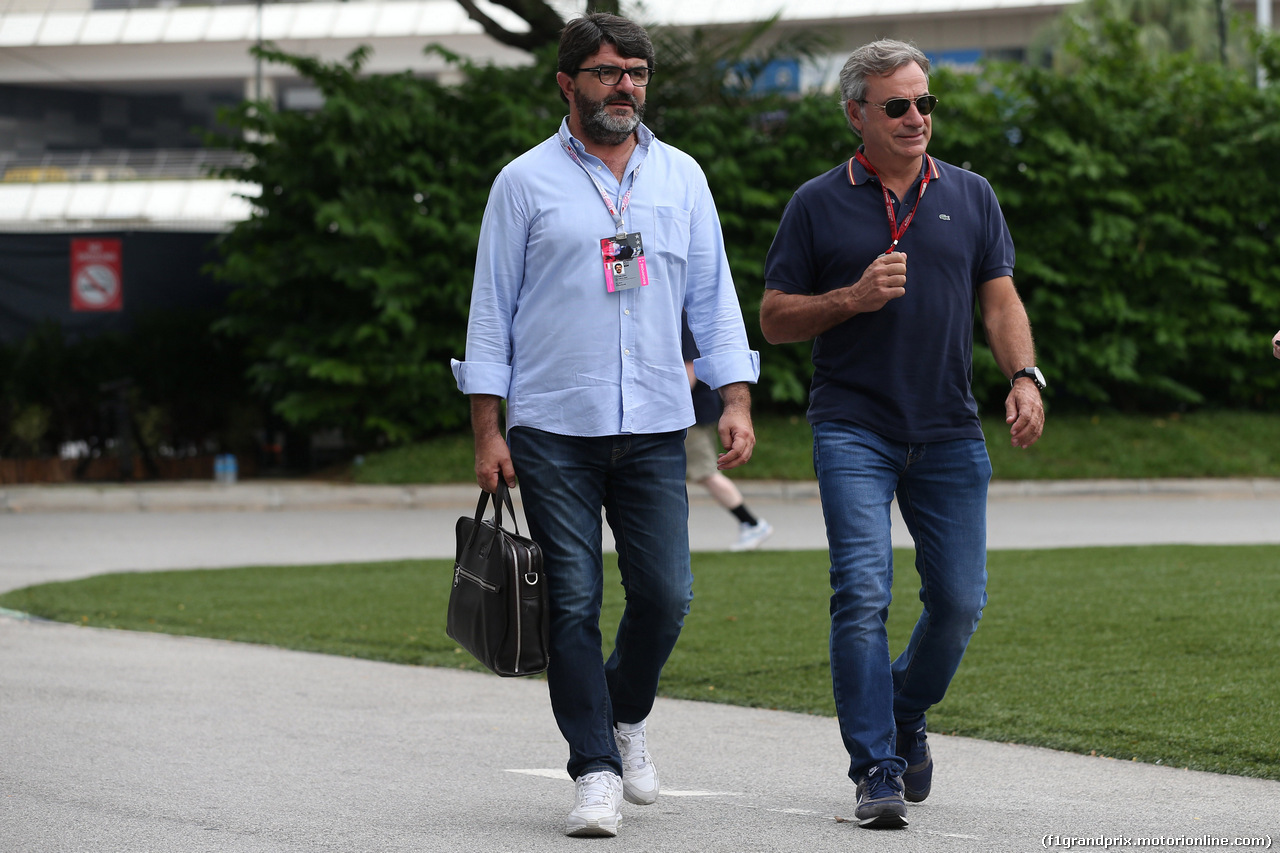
[860,94,938,119]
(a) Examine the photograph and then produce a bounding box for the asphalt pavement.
[2,478,1278,852]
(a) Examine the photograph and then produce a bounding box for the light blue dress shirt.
[451,119,759,437]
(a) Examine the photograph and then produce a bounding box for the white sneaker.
[730,518,773,551]
[565,771,623,837]
[614,720,660,805]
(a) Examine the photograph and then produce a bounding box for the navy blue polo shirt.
[764,151,1015,443]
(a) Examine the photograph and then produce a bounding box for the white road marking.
[504,769,741,797]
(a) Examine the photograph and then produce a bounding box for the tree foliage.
[1029,0,1254,68]
[930,16,1280,411]
[208,15,1280,447]
[208,45,563,444]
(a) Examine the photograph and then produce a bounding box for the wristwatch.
[1011,366,1046,390]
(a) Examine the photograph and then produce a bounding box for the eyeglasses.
[572,65,653,87]
[860,94,938,119]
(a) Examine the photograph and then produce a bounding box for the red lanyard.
[854,151,931,254]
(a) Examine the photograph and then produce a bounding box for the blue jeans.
[507,427,693,781]
[812,421,991,782]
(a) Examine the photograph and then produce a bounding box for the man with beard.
[451,12,759,839]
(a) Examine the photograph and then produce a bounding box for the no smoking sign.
[70,238,123,312]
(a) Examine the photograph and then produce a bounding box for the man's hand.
[716,382,755,470]
[759,253,907,344]
[978,276,1043,449]
[474,430,516,493]
[1005,381,1045,449]
[844,252,908,314]
[471,394,516,492]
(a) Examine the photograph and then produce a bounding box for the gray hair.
[838,39,931,133]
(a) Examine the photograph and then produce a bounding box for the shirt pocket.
[649,206,692,285]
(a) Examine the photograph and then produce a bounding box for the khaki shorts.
[684,424,719,482]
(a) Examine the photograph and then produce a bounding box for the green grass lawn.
[5,544,1277,780]
[350,411,1280,484]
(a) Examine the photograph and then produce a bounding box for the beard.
[575,89,644,146]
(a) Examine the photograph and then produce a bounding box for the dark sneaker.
[854,766,908,828]
[896,719,933,803]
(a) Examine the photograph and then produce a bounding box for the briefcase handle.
[465,480,523,553]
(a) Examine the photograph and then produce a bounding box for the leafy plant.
[7,403,51,456]
[205,18,1280,450]
[935,17,1280,411]
[0,314,256,465]
[1028,0,1255,69]
[207,45,565,446]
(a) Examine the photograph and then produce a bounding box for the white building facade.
[0,0,1272,230]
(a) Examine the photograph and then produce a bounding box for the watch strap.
[1011,367,1045,390]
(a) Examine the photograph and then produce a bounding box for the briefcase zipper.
[453,564,498,593]
[510,542,543,675]
[508,539,523,672]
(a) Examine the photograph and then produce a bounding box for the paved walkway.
[2,479,1278,852]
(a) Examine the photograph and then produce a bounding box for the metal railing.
[91,1,300,8]
[0,149,251,183]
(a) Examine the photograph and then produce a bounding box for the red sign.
[70,238,123,312]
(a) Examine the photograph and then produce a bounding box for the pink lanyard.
[561,136,642,239]
[854,151,931,254]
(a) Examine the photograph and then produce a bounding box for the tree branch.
[455,0,567,52]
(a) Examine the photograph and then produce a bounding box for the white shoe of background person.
[731,518,773,552]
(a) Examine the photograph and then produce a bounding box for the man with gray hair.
[760,40,1044,828]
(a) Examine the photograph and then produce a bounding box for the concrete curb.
[3,477,1280,513]
[0,481,479,513]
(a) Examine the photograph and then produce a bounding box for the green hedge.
[930,20,1280,412]
[202,20,1280,445]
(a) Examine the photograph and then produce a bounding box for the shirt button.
[624,309,630,315]
[624,349,631,355]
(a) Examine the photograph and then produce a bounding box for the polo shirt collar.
[845,146,940,187]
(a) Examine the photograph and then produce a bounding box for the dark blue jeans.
[812,421,991,783]
[508,427,693,781]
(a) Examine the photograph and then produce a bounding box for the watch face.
[1015,367,1046,389]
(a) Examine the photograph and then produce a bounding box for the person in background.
[683,318,773,550]
[1272,329,1279,358]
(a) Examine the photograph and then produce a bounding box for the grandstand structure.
[0,0,1271,230]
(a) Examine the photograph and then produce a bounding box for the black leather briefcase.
[446,481,549,677]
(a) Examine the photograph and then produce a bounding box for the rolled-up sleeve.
[451,170,525,399]
[692,348,760,390]
[450,358,511,396]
